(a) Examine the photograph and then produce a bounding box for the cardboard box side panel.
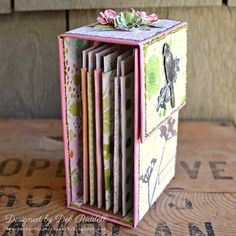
[59,36,138,227]
[138,112,179,221]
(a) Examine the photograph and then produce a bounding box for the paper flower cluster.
[97,9,117,25]
[95,9,160,31]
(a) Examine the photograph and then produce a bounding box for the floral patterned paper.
[94,46,115,209]
[138,112,179,220]
[144,27,187,136]
[63,38,89,203]
[102,69,116,210]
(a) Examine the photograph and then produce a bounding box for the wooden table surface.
[0,120,236,236]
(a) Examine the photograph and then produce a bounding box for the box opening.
[60,36,139,226]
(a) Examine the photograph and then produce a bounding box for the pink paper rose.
[146,13,158,24]
[97,9,117,25]
[136,10,147,18]
[136,10,158,25]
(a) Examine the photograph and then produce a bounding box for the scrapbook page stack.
[58,9,187,228]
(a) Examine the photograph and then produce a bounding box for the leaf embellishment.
[93,24,115,31]
[68,102,80,116]
[138,25,151,30]
[148,22,164,28]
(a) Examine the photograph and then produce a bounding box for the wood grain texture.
[169,122,236,192]
[0,12,66,118]
[0,120,236,235]
[0,0,11,13]
[168,6,236,123]
[14,0,222,11]
[228,0,236,7]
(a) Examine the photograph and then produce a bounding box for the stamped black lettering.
[112,225,120,235]
[26,159,50,177]
[180,161,201,179]
[189,223,206,236]
[0,159,22,176]
[39,219,55,236]
[209,161,233,179]
[39,218,65,236]
[189,222,215,236]
[155,223,171,236]
[2,218,23,236]
[26,186,52,207]
[55,159,65,177]
[205,222,215,236]
[0,185,20,207]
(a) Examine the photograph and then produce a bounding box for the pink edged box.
[58,17,187,228]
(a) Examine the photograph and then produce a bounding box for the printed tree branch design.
[140,158,157,206]
[140,117,177,207]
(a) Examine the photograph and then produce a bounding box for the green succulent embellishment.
[114,11,142,31]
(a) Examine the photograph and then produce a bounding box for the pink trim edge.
[58,36,71,207]
[139,43,145,144]
[68,205,134,228]
[134,48,139,227]
[60,33,139,46]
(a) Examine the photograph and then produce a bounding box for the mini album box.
[58,9,187,228]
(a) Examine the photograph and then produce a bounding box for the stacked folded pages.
[80,43,135,217]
